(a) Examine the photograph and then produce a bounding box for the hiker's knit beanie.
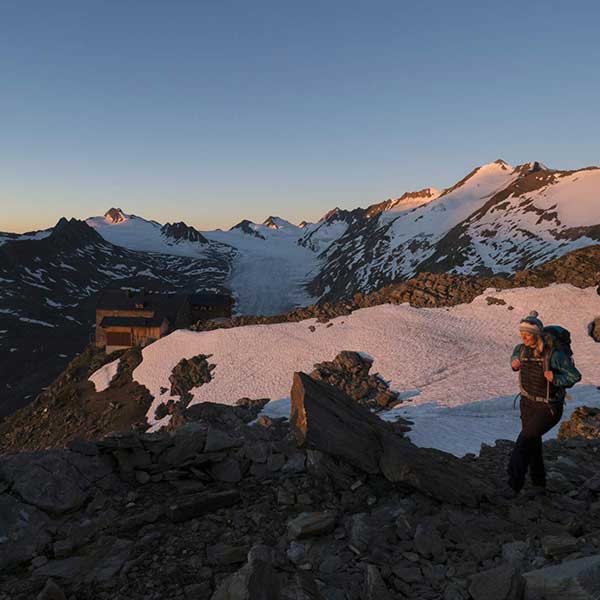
[519,310,544,335]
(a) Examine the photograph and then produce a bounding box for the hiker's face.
[520,332,537,347]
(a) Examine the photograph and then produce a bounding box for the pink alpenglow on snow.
[90,284,600,456]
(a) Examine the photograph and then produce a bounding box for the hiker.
[504,311,581,498]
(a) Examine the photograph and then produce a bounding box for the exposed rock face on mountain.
[229,219,266,239]
[104,207,127,224]
[262,216,295,230]
[4,377,600,599]
[160,221,209,244]
[365,187,441,220]
[298,207,364,252]
[0,218,232,418]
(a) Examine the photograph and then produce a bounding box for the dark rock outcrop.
[169,354,215,400]
[310,351,402,409]
[559,406,600,441]
[290,371,493,506]
[0,346,152,455]
[230,220,266,239]
[160,221,209,244]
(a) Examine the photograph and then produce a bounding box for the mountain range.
[1,158,599,417]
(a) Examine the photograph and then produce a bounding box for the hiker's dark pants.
[508,396,563,491]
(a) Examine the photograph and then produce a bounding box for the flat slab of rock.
[0,495,51,570]
[291,372,385,474]
[167,490,241,523]
[542,534,578,557]
[523,554,600,599]
[469,564,523,600]
[291,371,493,506]
[287,511,337,540]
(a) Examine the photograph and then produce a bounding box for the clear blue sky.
[1,1,599,233]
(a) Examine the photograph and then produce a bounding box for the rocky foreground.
[3,372,600,600]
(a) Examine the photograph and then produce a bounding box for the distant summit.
[230,220,266,239]
[104,208,127,224]
[161,222,208,245]
[262,216,295,230]
[514,161,549,175]
[50,217,105,248]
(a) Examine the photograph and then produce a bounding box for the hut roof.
[100,315,166,328]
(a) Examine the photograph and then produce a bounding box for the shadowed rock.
[559,406,600,441]
[523,554,600,599]
[290,371,493,506]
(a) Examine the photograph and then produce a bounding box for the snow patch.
[89,359,121,392]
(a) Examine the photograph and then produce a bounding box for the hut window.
[106,332,132,346]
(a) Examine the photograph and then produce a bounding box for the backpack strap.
[543,347,553,373]
[543,346,555,402]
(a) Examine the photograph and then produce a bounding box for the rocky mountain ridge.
[307,160,600,302]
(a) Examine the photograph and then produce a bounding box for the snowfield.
[90,284,600,456]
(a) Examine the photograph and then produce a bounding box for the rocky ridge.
[3,373,600,600]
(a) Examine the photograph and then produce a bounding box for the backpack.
[543,325,574,364]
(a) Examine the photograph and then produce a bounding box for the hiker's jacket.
[510,343,581,403]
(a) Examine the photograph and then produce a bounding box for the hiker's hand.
[511,359,521,371]
[544,371,554,382]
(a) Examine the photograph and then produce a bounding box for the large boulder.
[211,545,281,600]
[0,494,51,570]
[469,564,524,600]
[0,450,114,515]
[290,371,493,506]
[523,554,600,599]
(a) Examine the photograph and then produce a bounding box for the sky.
[1,0,599,233]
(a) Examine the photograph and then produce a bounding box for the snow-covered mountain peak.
[436,160,517,201]
[104,208,127,224]
[262,216,296,230]
[492,158,511,169]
